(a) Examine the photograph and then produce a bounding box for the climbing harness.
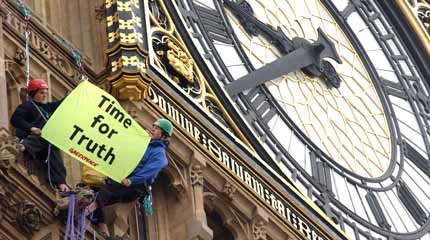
[139,185,153,216]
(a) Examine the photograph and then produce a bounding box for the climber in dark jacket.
[87,118,173,238]
[10,79,69,192]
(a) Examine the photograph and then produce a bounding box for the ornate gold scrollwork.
[408,0,430,34]
[400,0,430,55]
[156,36,195,86]
[166,38,195,85]
[148,0,253,149]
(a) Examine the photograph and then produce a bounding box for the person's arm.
[128,152,168,185]
[46,97,65,112]
[10,103,33,132]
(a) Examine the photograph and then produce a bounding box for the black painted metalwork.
[224,0,342,90]
[397,181,428,226]
[170,0,430,239]
[224,27,342,96]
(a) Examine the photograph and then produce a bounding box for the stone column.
[186,150,213,240]
[0,9,9,128]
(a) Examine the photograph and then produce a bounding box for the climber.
[86,118,173,238]
[10,79,70,192]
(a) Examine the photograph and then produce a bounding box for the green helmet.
[154,118,173,137]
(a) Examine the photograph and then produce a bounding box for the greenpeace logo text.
[69,148,99,167]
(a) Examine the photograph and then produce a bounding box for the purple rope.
[78,208,86,240]
[91,211,96,240]
[30,100,48,121]
[64,194,76,240]
[46,144,55,189]
[89,192,98,240]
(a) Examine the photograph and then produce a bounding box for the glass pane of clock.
[225,0,392,178]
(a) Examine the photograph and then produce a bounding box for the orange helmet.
[27,79,48,93]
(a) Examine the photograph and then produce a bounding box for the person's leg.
[21,135,45,160]
[21,135,69,191]
[87,182,125,236]
[89,182,142,236]
[47,146,69,191]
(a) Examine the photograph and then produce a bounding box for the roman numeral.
[314,193,339,224]
[403,140,430,177]
[310,151,333,193]
[245,88,277,124]
[397,181,428,226]
[412,82,430,114]
[381,78,408,100]
[194,4,233,44]
[365,192,391,230]
[341,3,355,19]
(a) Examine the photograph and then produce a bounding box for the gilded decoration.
[149,0,252,148]
[408,0,430,34]
[105,0,152,100]
[155,36,195,86]
[399,0,430,55]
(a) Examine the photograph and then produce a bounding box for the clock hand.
[224,0,294,53]
[225,28,342,96]
[224,0,343,89]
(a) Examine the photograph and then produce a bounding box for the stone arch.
[5,60,26,119]
[162,154,188,199]
[203,192,250,240]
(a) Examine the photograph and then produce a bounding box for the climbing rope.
[64,193,76,240]
[63,192,90,240]
[15,0,32,86]
[24,28,30,85]
[77,207,86,240]
[52,32,88,81]
[88,192,98,240]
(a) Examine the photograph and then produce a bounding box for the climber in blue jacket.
[87,118,173,238]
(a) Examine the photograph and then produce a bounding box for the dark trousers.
[22,134,67,185]
[92,180,146,224]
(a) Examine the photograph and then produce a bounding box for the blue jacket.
[128,140,168,185]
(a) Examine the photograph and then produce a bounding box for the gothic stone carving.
[15,200,42,233]
[190,164,204,186]
[222,181,236,201]
[0,127,23,177]
[252,216,267,240]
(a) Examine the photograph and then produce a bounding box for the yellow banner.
[42,81,150,183]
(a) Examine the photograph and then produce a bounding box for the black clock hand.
[224,0,294,53]
[224,0,343,90]
[225,28,342,96]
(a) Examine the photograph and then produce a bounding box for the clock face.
[223,0,392,179]
[173,0,430,239]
